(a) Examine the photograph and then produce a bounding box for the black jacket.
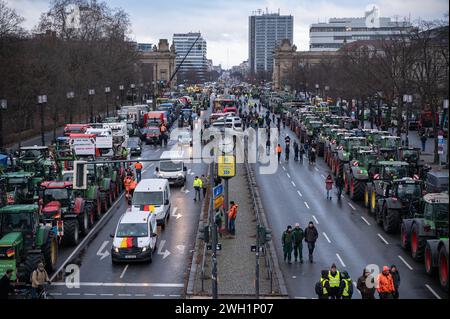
[0,274,13,299]
[357,273,376,299]
[304,226,318,243]
[391,270,401,289]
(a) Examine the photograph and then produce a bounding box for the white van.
[131,179,171,229]
[156,151,187,186]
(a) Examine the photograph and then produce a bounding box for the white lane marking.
[321,174,326,179]
[155,148,160,152]
[336,253,346,267]
[100,293,114,296]
[398,255,414,271]
[149,163,154,167]
[315,167,319,172]
[282,166,286,171]
[287,173,291,178]
[118,294,132,297]
[294,297,308,299]
[322,232,331,243]
[312,215,319,224]
[67,293,80,296]
[50,193,125,281]
[304,202,310,209]
[297,190,303,197]
[425,284,442,299]
[119,264,129,279]
[291,181,296,187]
[84,293,97,296]
[96,240,110,260]
[153,294,166,297]
[348,202,356,210]
[51,282,184,287]
[169,294,181,297]
[135,294,146,297]
[361,216,371,226]
[377,233,389,245]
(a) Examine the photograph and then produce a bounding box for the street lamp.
[139,83,144,103]
[105,87,111,117]
[0,99,7,148]
[119,85,124,107]
[315,84,319,97]
[130,83,136,106]
[88,89,95,123]
[324,86,330,100]
[37,95,47,146]
[66,91,75,123]
[403,94,413,146]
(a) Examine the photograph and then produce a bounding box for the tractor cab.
[410,193,450,238]
[377,161,410,181]
[386,178,424,201]
[0,172,37,205]
[378,136,401,159]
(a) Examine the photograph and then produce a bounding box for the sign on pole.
[438,135,444,155]
[217,155,236,178]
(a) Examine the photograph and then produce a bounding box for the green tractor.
[377,136,402,161]
[87,163,115,214]
[0,204,58,281]
[343,148,378,201]
[331,136,366,177]
[324,128,348,166]
[318,124,339,158]
[17,146,58,181]
[400,193,448,291]
[365,161,410,214]
[374,177,424,233]
[0,172,41,205]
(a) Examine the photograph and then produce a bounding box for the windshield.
[128,139,140,147]
[116,223,148,237]
[7,177,27,186]
[383,138,400,148]
[397,183,422,198]
[132,191,163,206]
[384,166,408,179]
[20,150,43,158]
[1,212,32,233]
[43,188,70,206]
[160,161,183,172]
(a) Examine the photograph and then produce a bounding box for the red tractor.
[39,181,95,246]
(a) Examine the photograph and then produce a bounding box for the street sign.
[213,184,223,199]
[217,155,236,178]
[438,135,444,155]
[214,195,224,210]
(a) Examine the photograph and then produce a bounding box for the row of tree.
[0,0,141,147]
[284,19,449,164]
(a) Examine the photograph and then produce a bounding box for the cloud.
[6,0,49,30]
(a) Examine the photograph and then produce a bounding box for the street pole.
[0,99,7,149]
[256,224,260,299]
[88,89,95,123]
[38,95,47,146]
[67,92,75,123]
[105,87,111,118]
[131,84,135,106]
[209,160,218,299]
[119,85,124,107]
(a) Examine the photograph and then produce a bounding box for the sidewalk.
[188,164,282,297]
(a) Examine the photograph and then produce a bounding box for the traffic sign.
[217,155,236,178]
[214,195,224,210]
[213,184,223,199]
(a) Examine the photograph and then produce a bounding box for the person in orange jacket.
[227,201,238,235]
[276,144,282,163]
[134,161,143,182]
[376,266,395,299]
[124,175,136,203]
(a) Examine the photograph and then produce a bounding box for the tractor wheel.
[438,245,449,291]
[43,231,58,273]
[19,253,44,283]
[350,178,365,201]
[425,242,435,276]
[383,207,400,233]
[62,219,80,246]
[410,223,426,261]
[400,223,410,250]
[79,209,90,236]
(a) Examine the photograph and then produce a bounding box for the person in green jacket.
[291,223,304,263]
[282,225,293,264]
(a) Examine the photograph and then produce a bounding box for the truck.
[155,151,187,186]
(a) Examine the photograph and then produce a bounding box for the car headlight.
[142,246,147,252]
[114,247,119,253]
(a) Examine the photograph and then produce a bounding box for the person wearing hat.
[31,262,50,299]
[291,223,304,263]
[390,265,401,299]
[315,270,330,299]
[376,266,395,299]
[339,271,353,299]
[304,221,318,263]
[281,225,294,264]
[328,263,341,299]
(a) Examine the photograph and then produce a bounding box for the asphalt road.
[48,113,208,299]
[252,103,447,299]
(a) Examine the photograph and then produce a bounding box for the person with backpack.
[291,223,304,263]
[293,141,299,161]
[281,225,293,264]
[339,271,353,299]
[390,265,401,299]
[31,263,50,299]
[316,270,330,299]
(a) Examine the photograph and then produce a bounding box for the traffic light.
[257,225,272,245]
[199,224,210,243]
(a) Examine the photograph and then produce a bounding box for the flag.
[6,248,15,257]
[120,237,133,248]
[143,205,155,212]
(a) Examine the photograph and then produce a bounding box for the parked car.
[128,137,142,156]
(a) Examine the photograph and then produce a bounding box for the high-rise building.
[309,13,412,51]
[172,32,207,82]
[249,10,293,74]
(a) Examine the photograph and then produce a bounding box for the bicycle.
[16,283,54,299]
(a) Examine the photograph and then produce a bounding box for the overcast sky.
[7,0,449,68]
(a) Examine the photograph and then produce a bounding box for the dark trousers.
[136,170,142,182]
[293,244,303,261]
[393,289,399,299]
[379,292,394,299]
[307,242,315,261]
[328,287,340,299]
[202,187,207,197]
[194,187,201,201]
[228,218,236,234]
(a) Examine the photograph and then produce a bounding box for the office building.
[172,32,208,82]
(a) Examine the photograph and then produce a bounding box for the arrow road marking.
[120,264,129,279]
[425,284,442,299]
[398,255,413,271]
[96,240,110,260]
[336,253,346,267]
[171,207,182,219]
[187,169,192,175]
[157,240,171,259]
[322,232,331,243]
[181,187,190,194]
[377,233,389,245]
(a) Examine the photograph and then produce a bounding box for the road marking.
[169,294,181,297]
[134,294,146,297]
[155,148,160,152]
[292,276,297,279]
[100,293,114,296]
[361,216,371,226]
[398,255,414,271]
[322,232,331,243]
[297,190,303,197]
[118,294,132,297]
[425,284,442,299]
[84,293,97,296]
[51,282,184,287]
[171,207,182,219]
[120,264,129,279]
[377,234,389,245]
[315,167,319,172]
[321,174,326,179]
[336,253,346,267]
[294,297,308,299]
[291,181,296,187]
[312,215,319,224]
[153,294,166,297]
[67,293,80,296]
[353,282,361,295]
[157,240,171,259]
[348,202,356,210]
[149,163,154,167]
[304,202,310,209]
[50,192,125,281]
[96,240,110,260]
[287,173,291,178]
[282,166,286,171]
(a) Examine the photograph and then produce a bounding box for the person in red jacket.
[376,266,395,299]
[325,174,333,200]
[227,201,238,235]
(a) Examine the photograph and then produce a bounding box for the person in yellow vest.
[339,271,353,299]
[328,263,341,299]
[193,176,203,201]
[315,270,330,299]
